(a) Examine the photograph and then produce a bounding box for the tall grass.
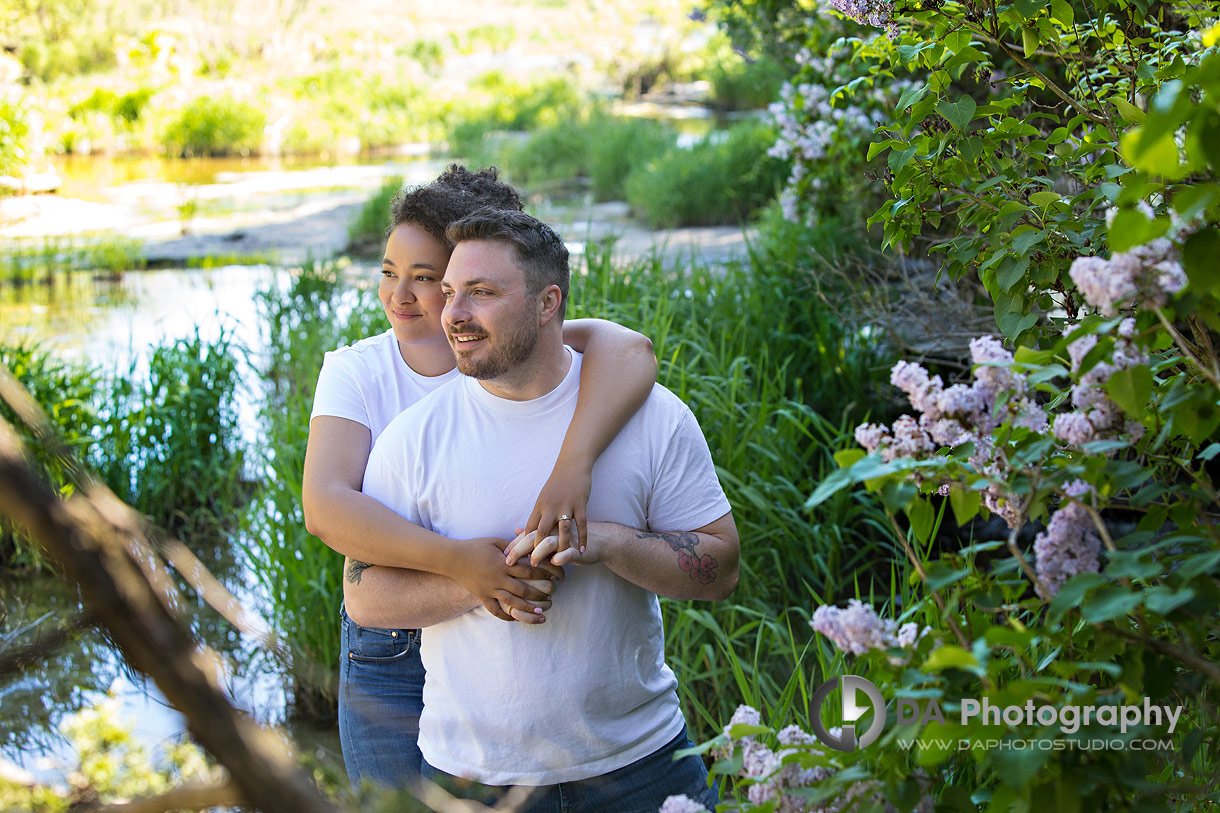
[0,236,146,284]
[1,329,250,570]
[498,114,676,201]
[624,119,787,227]
[570,242,897,742]
[346,178,403,255]
[244,260,382,718]
[96,329,248,537]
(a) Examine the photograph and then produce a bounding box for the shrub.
[624,119,786,227]
[446,72,586,162]
[495,113,675,200]
[0,101,30,179]
[347,177,403,254]
[707,53,786,110]
[160,95,266,158]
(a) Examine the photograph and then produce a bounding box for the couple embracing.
[303,165,738,812]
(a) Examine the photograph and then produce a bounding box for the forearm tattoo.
[345,558,373,585]
[636,531,717,584]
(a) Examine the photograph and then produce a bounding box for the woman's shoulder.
[322,329,398,370]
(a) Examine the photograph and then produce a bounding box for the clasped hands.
[460,516,593,625]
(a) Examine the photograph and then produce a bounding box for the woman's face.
[379,222,451,350]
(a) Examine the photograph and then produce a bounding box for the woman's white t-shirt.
[310,328,459,438]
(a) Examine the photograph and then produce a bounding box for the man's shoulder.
[636,382,698,429]
[377,374,471,445]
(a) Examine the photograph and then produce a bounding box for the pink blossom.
[1034,485,1101,598]
[811,600,926,655]
[1053,412,1094,445]
[660,795,709,813]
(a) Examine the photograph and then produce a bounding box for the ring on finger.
[559,514,571,522]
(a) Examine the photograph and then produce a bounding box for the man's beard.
[450,317,539,381]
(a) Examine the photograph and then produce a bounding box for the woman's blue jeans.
[337,605,425,789]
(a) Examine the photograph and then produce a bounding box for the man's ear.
[538,284,563,326]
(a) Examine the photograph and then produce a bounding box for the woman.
[301,165,657,789]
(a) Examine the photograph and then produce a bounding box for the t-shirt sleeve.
[310,350,371,428]
[645,406,732,533]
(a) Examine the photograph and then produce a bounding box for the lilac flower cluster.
[660,795,710,813]
[688,704,938,813]
[1033,481,1101,598]
[766,40,900,225]
[855,337,1047,528]
[1069,207,1192,315]
[810,599,925,656]
[826,0,900,36]
[1051,318,1148,447]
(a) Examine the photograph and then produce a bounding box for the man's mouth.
[451,333,486,346]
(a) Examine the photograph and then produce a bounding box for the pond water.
[0,261,367,781]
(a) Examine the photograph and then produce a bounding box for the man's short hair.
[388,164,524,249]
[446,209,570,318]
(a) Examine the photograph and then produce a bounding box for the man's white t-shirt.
[362,350,731,786]
[310,328,460,438]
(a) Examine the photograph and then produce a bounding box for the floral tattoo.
[637,531,717,585]
[345,558,373,585]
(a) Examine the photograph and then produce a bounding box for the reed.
[243,260,383,717]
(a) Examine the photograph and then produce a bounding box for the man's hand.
[450,537,565,623]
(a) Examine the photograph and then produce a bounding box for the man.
[361,208,739,811]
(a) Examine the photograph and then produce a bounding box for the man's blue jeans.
[420,725,719,813]
[337,605,425,789]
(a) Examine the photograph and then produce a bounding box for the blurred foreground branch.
[0,364,340,813]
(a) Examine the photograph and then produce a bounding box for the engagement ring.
[559,514,571,522]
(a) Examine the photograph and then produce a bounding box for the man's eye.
[474,289,493,297]
[441,289,454,299]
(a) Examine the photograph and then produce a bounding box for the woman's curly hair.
[387,164,524,249]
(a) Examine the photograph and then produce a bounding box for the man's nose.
[444,291,470,324]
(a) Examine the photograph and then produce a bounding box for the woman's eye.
[381,269,395,278]
[416,275,437,283]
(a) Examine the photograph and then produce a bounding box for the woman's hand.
[451,537,565,623]
[524,459,591,561]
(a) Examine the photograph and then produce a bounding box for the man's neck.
[477,336,572,401]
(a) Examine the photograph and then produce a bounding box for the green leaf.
[949,486,982,525]
[1050,0,1074,24]
[1112,97,1147,124]
[997,254,1030,293]
[1144,585,1195,615]
[1010,228,1044,254]
[1109,208,1170,253]
[925,560,970,590]
[937,95,977,132]
[1081,585,1143,623]
[924,645,980,672]
[1028,190,1060,208]
[896,84,929,113]
[1022,27,1039,58]
[907,496,935,544]
[1104,551,1162,580]
[1048,572,1105,626]
[1177,551,1220,580]
[1182,228,1220,296]
[834,448,866,469]
[889,144,919,172]
[1104,365,1154,418]
[1121,129,1186,179]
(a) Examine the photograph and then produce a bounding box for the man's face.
[441,239,540,381]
